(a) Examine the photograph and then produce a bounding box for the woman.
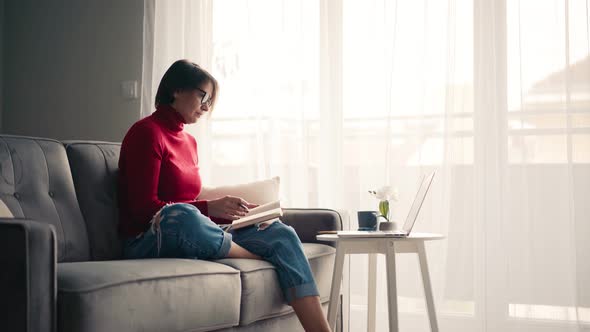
[118,59,331,332]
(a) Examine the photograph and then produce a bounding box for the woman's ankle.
[227,242,261,259]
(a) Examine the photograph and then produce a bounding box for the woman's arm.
[191,197,257,224]
[120,124,168,225]
[192,200,209,215]
[190,199,233,225]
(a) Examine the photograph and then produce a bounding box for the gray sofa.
[0,134,343,332]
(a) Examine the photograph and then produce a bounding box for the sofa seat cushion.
[57,259,241,332]
[215,243,336,325]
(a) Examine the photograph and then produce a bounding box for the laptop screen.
[402,170,436,233]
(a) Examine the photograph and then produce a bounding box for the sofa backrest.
[0,135,91,262]
[64,141,122,261]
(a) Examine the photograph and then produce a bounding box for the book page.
[244,200,281,217]
[230,201,282,229]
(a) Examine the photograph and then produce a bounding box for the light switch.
[121,80,138,99]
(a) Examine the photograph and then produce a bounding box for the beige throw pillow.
[0,198,14,218]
[198,176,280,205]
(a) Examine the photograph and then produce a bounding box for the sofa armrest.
[281,209,343,246]
[0,218,57,332]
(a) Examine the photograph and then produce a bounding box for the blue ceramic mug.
[357,211,387,231]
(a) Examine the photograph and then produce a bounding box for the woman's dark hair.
[155,59,219,108]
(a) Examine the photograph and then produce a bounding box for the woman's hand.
[207,195,259,220]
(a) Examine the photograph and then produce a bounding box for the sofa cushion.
[64,141,122,260]
[57,259,241,332]
[0,135,90,262]
[215,243,335,325]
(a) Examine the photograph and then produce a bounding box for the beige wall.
[2,0,144,142]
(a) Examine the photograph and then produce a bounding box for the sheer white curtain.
[141,0,590,331]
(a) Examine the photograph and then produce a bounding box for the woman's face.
[172,80,213,124]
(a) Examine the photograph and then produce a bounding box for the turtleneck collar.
[153,104,185,132]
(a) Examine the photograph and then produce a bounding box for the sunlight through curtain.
[142,0,590,331]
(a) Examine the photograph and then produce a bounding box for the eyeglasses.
[196,88,213,107]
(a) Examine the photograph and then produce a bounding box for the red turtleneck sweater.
[118,105,229,238]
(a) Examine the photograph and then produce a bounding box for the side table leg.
[417,241,439,332]
[367,253,377,332]
[385,240,399,332]
[328,242,346,330]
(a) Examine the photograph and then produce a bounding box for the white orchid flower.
[368,186,399,222]
[375,186,399,202]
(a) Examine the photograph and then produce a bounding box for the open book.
[229,200,283,230]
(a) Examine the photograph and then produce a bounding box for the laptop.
[338,170,436,238]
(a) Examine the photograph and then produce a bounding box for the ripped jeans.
[122,203,319,303]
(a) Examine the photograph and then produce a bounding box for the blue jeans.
[123,203,319,303]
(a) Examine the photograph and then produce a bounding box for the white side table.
[317,232,445,332]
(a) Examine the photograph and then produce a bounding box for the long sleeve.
[189,200,232,224]
[192,200,209,215]
[119,124,168,230]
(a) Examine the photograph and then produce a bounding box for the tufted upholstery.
[64,141,122,261]
[0,135,90,262]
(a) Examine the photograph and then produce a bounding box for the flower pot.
[378,221,398,231]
